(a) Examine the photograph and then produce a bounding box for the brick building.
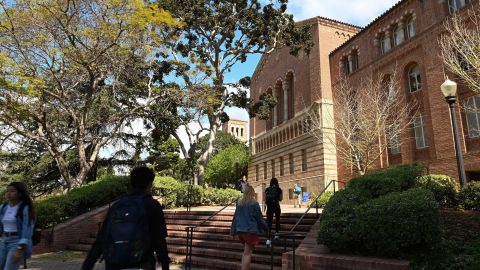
[247,17,360,204]
[248,0,480,203]
[330,0,480,182]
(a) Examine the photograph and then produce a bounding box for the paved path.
[26,251,202,270]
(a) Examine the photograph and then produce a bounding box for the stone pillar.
[283,84,289,123]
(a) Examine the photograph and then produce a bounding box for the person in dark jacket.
[265,177,282,237]
[82,166,170,270]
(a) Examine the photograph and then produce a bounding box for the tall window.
[406,17,415,39]
[240,128,243,137]
[271,159,275,177]
[381,34,391,54]
[351,50,359,72]
[390,133,401,154]
[449,0,470,13]
[393,25,404,46]
[408,64,422,92]
[342,57,350,75]
[255,164,259,181]
[263,162,267,179]
[289,153,294,174]
[301,149,307,171]
[280,157,284,176]
[465,96,480,138]
[413,115,429,149]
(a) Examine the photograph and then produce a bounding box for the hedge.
[458,181,480,211]
[306,191,334,208]
[415,174,459,208]
[35,175,129,228]
[355,188,440,257]
[348,163,425,198]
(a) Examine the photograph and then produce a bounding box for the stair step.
[168,245,282,265]
[67,243,91,252]
[169,253,282,270]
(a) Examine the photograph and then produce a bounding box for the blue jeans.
[0,236,23,270]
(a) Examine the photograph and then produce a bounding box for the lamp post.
[440,79,467,188]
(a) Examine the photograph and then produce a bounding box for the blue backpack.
[102,194,150,267]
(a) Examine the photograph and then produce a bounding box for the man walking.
[82,166,170,270]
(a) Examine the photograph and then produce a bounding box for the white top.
[2,204,19,233]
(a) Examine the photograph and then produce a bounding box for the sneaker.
[274,235,279,240]
[266,239,272,246]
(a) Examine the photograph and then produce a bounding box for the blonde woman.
[230,184,268,270]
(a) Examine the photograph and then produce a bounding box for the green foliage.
[35,175,130,228]
[348,163,425,198]
[355,188,440,257]
[415,174,459,208]
[152,176,240,208]
[306,191,334,208]
[458,181,480,211]
[204,144,250,188]
[318,188,440,258]
[197,131,245,157]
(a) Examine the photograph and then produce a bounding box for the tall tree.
[204,144,250,188]
[0,0,181,189]
[440,8,480,93]
[310,71,416,176]
[157,0,312,184]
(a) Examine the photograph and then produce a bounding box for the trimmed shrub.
[458,181,480,211]
[317,188,372,252]
[152,176,203,208]
[355,188,440,257]
[348,163,425,198]
[35,175,129,228]
[306,191,334,208]
[415,174,459,208]
[203,187,241,205]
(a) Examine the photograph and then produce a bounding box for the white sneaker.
[274,235,279,240]
[266,239,272,246]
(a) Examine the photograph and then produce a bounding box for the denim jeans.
[0,235,23,270]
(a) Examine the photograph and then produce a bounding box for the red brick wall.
[330,0,480,183]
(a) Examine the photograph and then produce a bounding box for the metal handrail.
[184,196,240,270]
[269,179,346,270]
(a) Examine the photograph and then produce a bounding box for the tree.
[157,0,312,185]
[440,8,480,93]
[310,71,416,176]
[204,144,250,188]
[0,0,181,189]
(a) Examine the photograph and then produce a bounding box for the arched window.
[393,24,404,46]
[286,72,295,120]
[351,50,359,72]
[381,33,391,54]
[341,56,350,75]
[408,64,422,92]
[449,0,470,13]
[406,17,415,39]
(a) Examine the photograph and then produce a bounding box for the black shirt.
[82,190,169,270]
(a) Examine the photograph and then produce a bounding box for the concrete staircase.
[67,209,319,270]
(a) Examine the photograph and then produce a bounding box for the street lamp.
[440,78,467,188]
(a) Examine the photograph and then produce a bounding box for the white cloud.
[286,0,401,27]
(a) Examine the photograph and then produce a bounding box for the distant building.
[222,119,249,142]
[248,0,480,205]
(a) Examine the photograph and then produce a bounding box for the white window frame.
[408,65,422,92]
[465,96,480,138]
[413,115,429,149]
[390,133,401,154]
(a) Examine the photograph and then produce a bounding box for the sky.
[224,0,401,122]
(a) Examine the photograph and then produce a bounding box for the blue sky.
[225,0,401,122]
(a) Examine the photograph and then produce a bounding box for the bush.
[317,188,372,252]
[203,187,241,205]
[35,175,129,228]
[348,163,425,198]
[306,191,334,208]
[458,181,480,211]
[415,174,459,208]
[355,188,440,257]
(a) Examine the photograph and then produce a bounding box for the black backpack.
[265,186,279,204]
[1,203,41,246]
[102,194,150,267]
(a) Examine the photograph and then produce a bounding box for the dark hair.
[270,177,279,187]
[130,166,155,189]
[7,182,35,222]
